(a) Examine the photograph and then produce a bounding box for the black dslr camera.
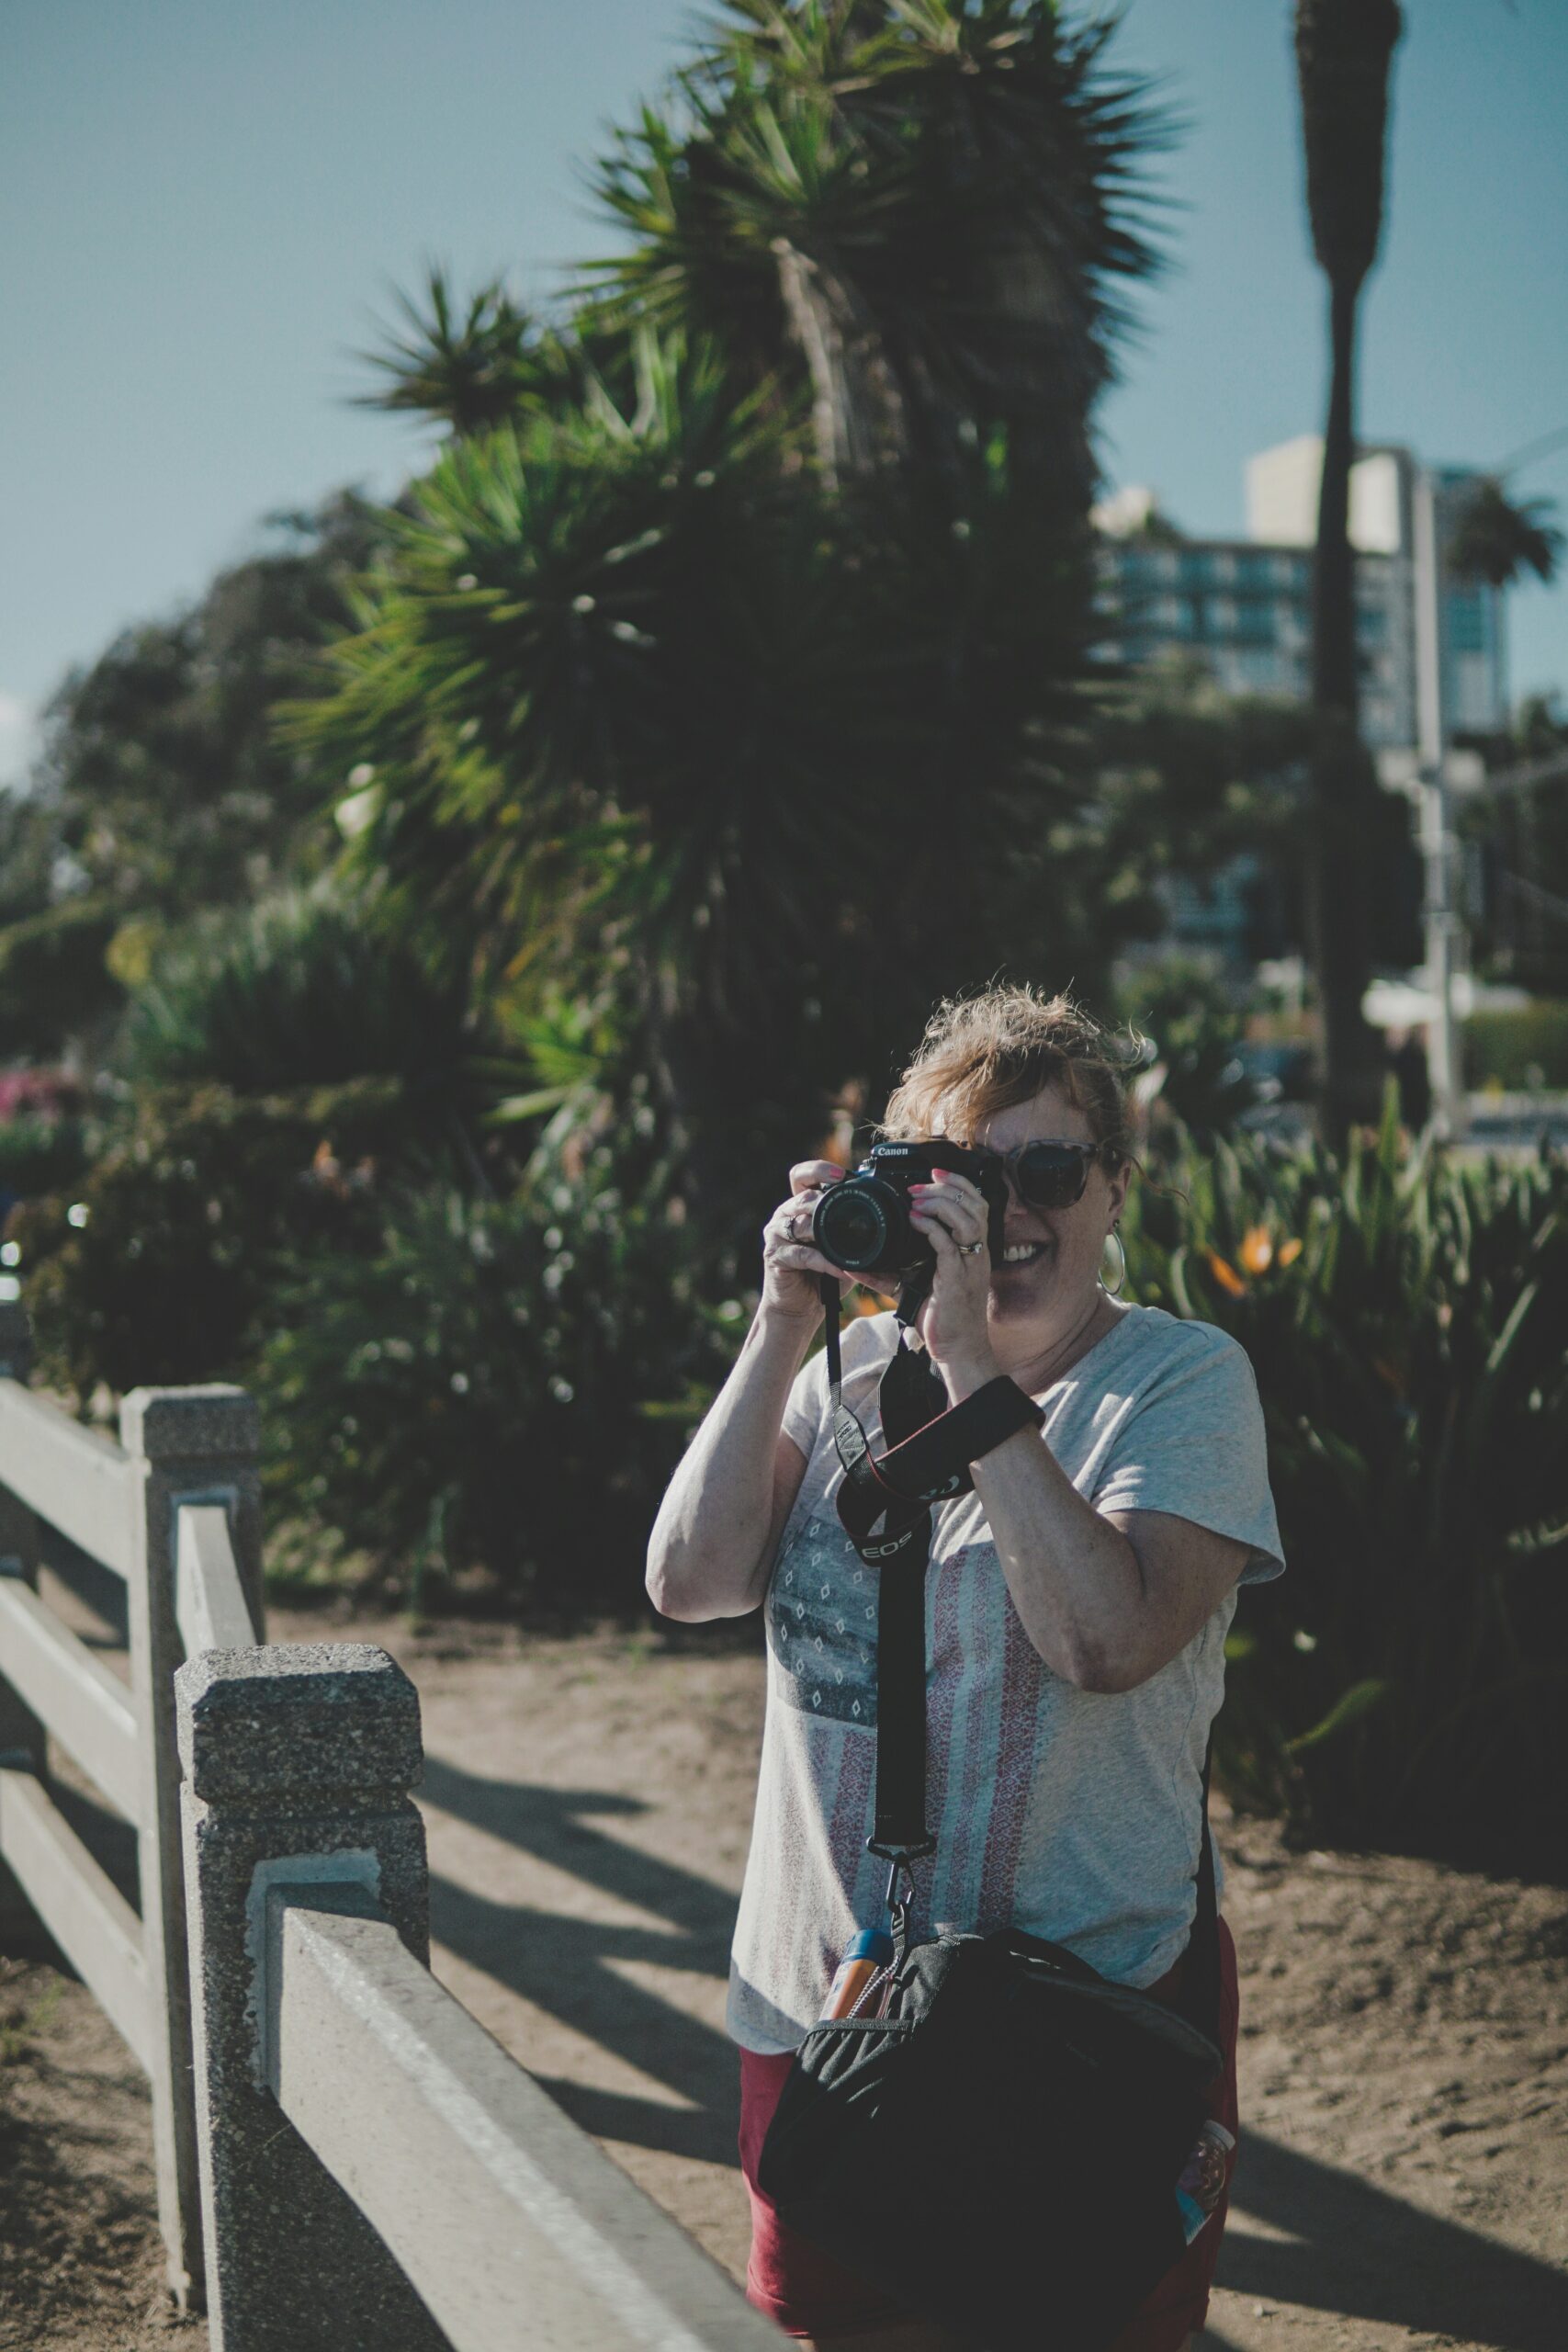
[810,1141,1009,1279]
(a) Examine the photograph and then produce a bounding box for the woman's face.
[970,1081,1128,1332]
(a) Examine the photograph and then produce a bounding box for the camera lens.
[814,1182,893,1272]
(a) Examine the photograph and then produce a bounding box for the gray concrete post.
[0,1295,32,1383]
[0,1447,44,1951]
[176,1643,450,2352]
[120,1385,265,2311]
[0,1295,42,1944]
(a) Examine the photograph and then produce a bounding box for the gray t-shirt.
[727,1301,1284,2055]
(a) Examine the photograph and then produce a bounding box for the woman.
[647,988,1283,2351]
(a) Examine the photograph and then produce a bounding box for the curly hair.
[880,986,1145,1164]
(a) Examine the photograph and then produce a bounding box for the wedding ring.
[956,1238,985,1257]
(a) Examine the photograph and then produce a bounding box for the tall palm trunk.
[1294,0,1404,1142]
[1306,274,1379,1137]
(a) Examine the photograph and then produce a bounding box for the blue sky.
[3,0,1564,788]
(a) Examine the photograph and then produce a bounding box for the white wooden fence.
[0,1307,774,2348]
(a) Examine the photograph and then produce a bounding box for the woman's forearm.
[646,1304,818,1621]
[967,1420,1148,1689]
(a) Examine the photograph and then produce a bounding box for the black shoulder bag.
[757,1281,1224,2352]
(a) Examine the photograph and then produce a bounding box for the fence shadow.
[420,1753,741,2168]
[1206,2127,1568,2350]
[38,1534,130,1650]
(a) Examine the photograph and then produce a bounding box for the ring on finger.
[955,1238,985,1257]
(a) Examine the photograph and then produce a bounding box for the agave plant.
[1126,1097,1568,1856]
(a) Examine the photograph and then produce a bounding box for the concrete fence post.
[120,1383,264,2310]
[175,1642,449,2352]
[0,1295,32,1383]
[0,1352,43,1948]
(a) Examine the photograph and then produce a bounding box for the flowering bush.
[1125,1099,1568,1857]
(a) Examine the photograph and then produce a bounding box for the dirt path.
[4,1608,1565,2350]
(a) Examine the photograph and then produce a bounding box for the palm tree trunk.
[1306,275,1385,1141]
[1314,278,1359,716]
[773,240,908,486]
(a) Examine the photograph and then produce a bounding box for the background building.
[1097,437,1508,748]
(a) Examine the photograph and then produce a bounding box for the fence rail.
[0,1762,152,2066]
[0,1566,141,1815]
[268,1898,771,2352]
[0,1377,138,1577]
[175,1504,261,1657]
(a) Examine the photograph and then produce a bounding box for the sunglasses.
[972,1139,1111,1212]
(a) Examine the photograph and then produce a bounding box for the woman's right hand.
[760,1160,854,1324]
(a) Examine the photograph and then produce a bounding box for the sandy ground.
[3,1599,1566,2351]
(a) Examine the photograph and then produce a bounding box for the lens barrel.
[812,1176,908,1273]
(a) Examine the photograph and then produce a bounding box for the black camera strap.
[818,1281,1220,2050]
[819,1277,1043,1861]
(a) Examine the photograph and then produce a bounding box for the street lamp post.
[1412,466,1467,1139]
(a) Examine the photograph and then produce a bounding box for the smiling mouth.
[998,1240,1049,1268]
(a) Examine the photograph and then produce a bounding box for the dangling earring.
[1100,1227,1126,1297]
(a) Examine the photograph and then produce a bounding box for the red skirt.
[738,1916,1241,2347]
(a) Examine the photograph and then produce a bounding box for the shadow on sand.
[425,1752,1568,2352]
[420,1751,741,2166]
[1201,2123,1568,2350]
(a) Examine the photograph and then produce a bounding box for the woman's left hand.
[908,1170,999,1400]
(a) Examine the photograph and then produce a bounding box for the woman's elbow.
[644,1541,730,1623]
[645,1544,692,1622]
[1055,1632,1148,1695]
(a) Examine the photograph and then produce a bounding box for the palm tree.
[1293,0,1404,1138]
[1447,477,1564,590]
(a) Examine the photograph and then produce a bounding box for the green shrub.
[0,899,123,1057]
[124,885,473,1100]
[9,1081,407,1397]
[252,1176,739,1617]
[1113,956,1259,1138]
[1124,1099,1568,1859]
[1465,1001,1568,1091]
[0,1117,91,1204]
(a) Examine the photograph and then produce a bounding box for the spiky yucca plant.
[578,0,1165,495]
[355,266,581,439]
[293,326,1148,1219]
